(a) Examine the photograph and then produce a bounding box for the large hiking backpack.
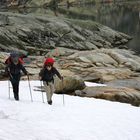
[44,58,55,66]
[5,52,24,65]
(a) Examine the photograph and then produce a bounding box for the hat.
[44,58,55,66]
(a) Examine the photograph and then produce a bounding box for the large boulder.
[54,76,85,93]
[59,49,138,82]
[92,68,133,82]
[68,50,118,65]
[75,86,140,106]
[106,77,140,91]
[37,75,85,94]
[103,49,140,71]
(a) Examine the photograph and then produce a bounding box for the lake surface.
[0,1,140,53]
[63,2,140,54]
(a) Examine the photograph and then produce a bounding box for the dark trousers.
[11,82,19,100]
[10,74,20,100]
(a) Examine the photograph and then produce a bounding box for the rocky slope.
[0,0,136,9]
[0,12,131,53]
[0,11,140,106]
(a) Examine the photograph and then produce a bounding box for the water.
[0,2,140,53]
[63,2,140,54]
[95,3,140,54]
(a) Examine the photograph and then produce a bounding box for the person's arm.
[4,64,13,79]
[53,67,62,80]
[20,64,28,75]
[39,68,45,80]
[5,64,10,76]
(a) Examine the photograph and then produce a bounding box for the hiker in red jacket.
[5,52,28,101]
[5,51,28,65]
[39,58,63,105]
[5,56,24,65]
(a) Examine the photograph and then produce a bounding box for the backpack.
[44,58,55,66]
[5,52,24,65]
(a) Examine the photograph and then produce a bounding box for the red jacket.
[5,57,24,65]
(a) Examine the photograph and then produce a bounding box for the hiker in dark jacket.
[39,58,63,105]
[5,54,28,101]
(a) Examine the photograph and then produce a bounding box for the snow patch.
[85,81,106,87]
[0,111,8,119]
[0,80,140,140]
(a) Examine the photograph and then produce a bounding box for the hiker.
[39,57,63,105]
[5,52,27,65]
[5,52,28,101]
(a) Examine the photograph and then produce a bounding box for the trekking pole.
[7,69,13,99]
[40,80,44,103]
[8,80,10,99]
[63,90,65,106]
[27,75,33,102]
[62,78,65,106]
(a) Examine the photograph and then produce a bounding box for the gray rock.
[75,86,140,106]
[84,41,98,50]
[0,14,9,26]
[54,76,86,94]
[0,12,130,53]
[106,78,140,91]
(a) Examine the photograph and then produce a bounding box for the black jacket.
[39,67,62,82]
[5,62,27,81]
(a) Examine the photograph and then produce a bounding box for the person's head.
[46,63,53,71]
[11,56,19,65]
[10,51,19,65]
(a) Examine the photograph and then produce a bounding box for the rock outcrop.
[0,12,131,54]
[56,48,140,82]
[75,86,140,106]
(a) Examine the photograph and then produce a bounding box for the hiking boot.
[48,100,52,105]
